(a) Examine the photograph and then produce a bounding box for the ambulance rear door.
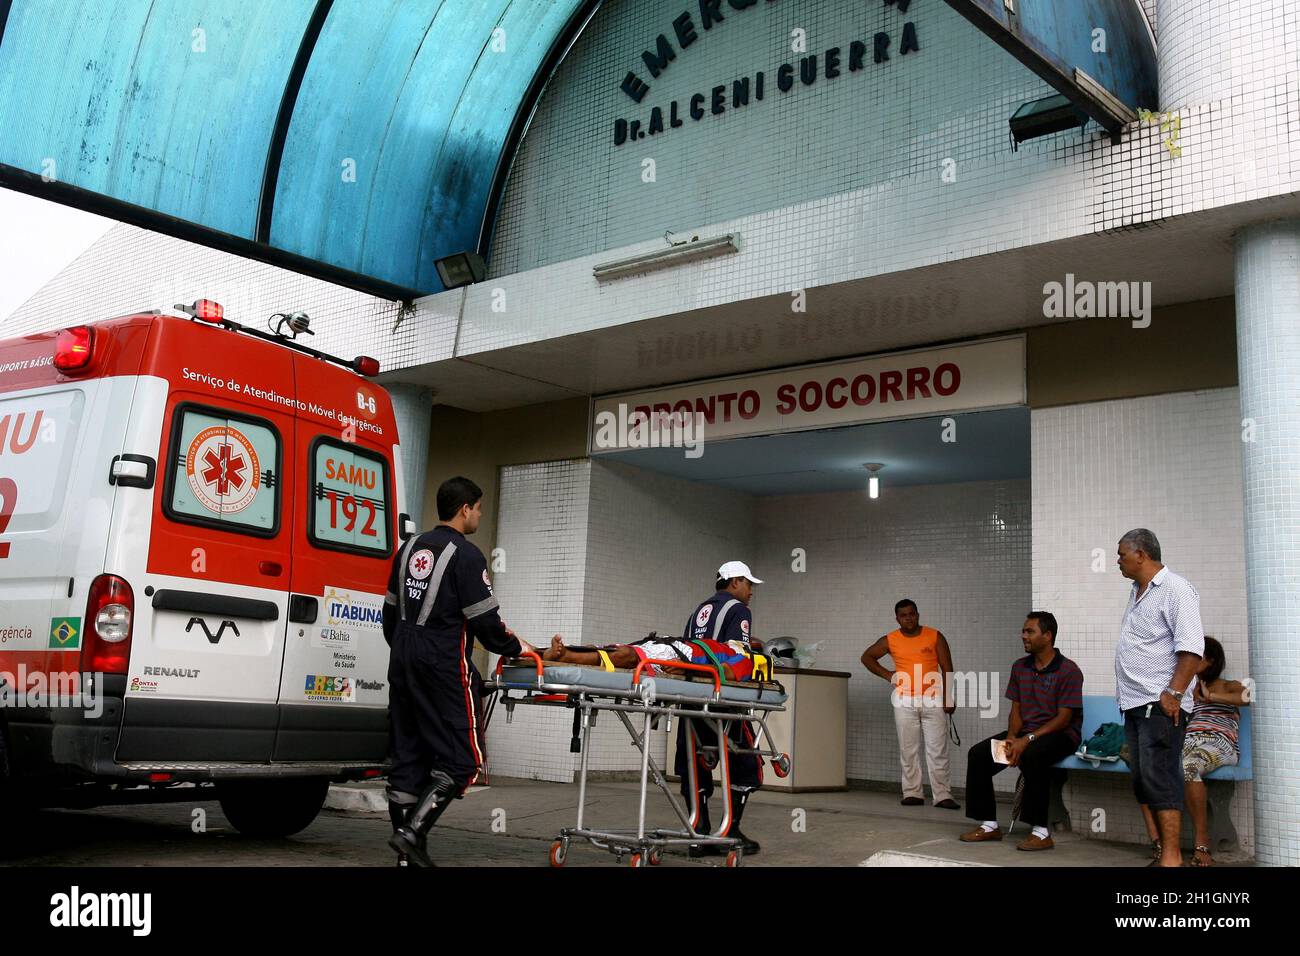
[116,321,297,763]
[274,360,397,762]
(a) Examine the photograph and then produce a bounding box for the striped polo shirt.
[1115,566,1205,713]
[1006,651,1085,744]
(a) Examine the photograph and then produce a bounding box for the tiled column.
[383,383,433,526]
[1234,221,1300,866]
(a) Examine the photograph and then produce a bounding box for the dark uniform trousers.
[675,717,763,800]
[387,620,484,797]
[965,730,1077,827]
[382,526,519,803]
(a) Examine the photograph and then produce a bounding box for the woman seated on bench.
[1139,636,1249,867]
[541,633,756,681]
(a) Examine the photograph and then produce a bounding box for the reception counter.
[669,666,850,793]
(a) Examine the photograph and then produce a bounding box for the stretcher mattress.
[498,662,787,705]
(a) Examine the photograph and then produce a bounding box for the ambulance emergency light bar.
[175,299,380,377]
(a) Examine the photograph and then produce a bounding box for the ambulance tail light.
[54,326,95,372]
[353,355,380,377]
[82,574,134,674]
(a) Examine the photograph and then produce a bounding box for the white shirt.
[1114,566,1205,712]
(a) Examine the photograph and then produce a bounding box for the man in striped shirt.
[1115,528,1204,868]
[960,611,1083,850]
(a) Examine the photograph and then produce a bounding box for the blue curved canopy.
[0,0,597,297]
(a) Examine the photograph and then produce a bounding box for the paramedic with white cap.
[674,560,765,856]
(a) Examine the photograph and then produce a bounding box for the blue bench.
[1045,695,1252,851]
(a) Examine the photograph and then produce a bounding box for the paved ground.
[0,778,1249,867]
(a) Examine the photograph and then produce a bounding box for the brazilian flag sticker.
[49,617,81,650]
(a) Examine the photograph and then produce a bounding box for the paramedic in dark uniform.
[382,476,536,867]
[675,561,765,856]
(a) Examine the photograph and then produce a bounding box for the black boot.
[688,794,722,857]
[389,771,457,868]
[729,789,760,856]
[386,788,416,867]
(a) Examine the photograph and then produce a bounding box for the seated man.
[960,611,1083,851]
[539,633,757,682]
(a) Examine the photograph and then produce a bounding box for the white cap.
[718,560,763,585]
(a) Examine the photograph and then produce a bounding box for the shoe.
[934,799,961,810]
[900,796,924,806]
[1017,834,1055,851]
[731,829,761,855]
[389,827,437,867]
[960,827,1003,842]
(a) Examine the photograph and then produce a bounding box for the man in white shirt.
[1114,528,1204,868]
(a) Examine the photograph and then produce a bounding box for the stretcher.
[485,651,790,867]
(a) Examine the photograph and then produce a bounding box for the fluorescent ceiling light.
[593,234,740,282]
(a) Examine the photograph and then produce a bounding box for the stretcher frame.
[485,652,790,867]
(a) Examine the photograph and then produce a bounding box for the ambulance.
[0,300,408,836]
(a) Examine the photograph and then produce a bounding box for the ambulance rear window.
[308,438,390,556]
[164,406,280,536]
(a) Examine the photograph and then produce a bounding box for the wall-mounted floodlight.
[435,251,488,289]
[1009,93,1089,150]
[593,234,740,282]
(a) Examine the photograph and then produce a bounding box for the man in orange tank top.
[861,599,960,809]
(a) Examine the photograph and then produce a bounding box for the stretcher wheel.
[629,852,646,868]
[548,840,567,868]
[701,751,719,771]
[772,753,791,778]
[725,849,743,868]
[648,848,663,866]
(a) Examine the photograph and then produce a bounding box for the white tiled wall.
[381,0,1300,369]
[486,458,755,782]
[753,480,1032,791]
[483,460,593,783]
[0,222,400,362]
[579,460,758,774]
[1031,388,1252,850]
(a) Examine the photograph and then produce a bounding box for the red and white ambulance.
[0,300,407,835]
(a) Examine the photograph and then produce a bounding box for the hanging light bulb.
[863,463,884,499]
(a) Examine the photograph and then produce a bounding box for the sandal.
[1192,845,1213,867]
[1150,839,1162,862]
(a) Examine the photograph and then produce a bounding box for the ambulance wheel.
[726,849,743,868]
[648,848,663,866]
[218,777,330,838]
[549,840,568,868]
[773,754,791,778]
[629,852,646,868]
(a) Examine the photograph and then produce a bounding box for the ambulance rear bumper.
[17,677,388,784]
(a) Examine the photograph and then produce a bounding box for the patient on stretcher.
[542,634,757,681]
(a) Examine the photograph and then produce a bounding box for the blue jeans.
[1124,703,1188,812]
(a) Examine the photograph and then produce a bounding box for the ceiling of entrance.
[599,406,1029,496]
